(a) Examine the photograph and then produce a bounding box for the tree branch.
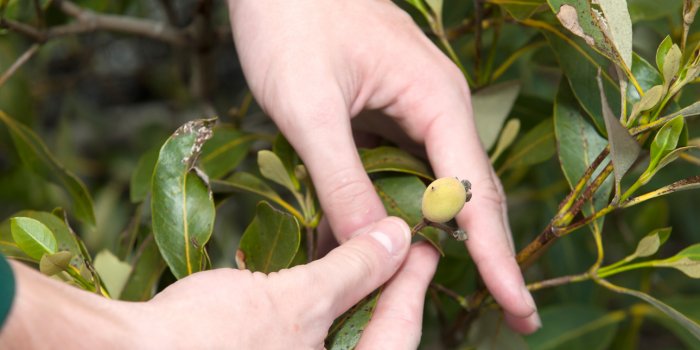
[54,0,189,46]
[0,43,41,88]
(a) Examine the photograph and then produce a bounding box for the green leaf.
[631,85,664,116]
[1,210,84,264]
[656,36,673,77]
[326,289,382,350]
[272,134,301,188]
[490,119,520,163]
[0,111,95,225]
[258,150,297,192]
[524,304,622,350]
[39,251,73,276]
[542,29,619,133]
[648,115,685,171]
[499,118,556,172]
[93,249,132,298]
[633,227,672,258]
[646,296,700,350]
[129,144,160,203]
[466,309,528,349]
[547,0,618,65]
[627,53,663,105]
[595,0,633,68]
[211,172,303,221]
[597,70,640,197]
[237,202,300,273]
[472,81,521,150]
[152,119,216,279]
[598,280,700,341]
[10,217,57,260]
[359,146,432,180]
[663,101,700,120]
[199,126,255,179]
[373,175,443,254]
[554,81,612,226]
[496,0,546,20]
[120,237,166,301]
[657,244,700,278]
[662,44,682,88]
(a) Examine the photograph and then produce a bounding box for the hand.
[0,218,439,349]
[228,0,540,333]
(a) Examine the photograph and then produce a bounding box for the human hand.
[228,0,540,333]
[0,217,438,349]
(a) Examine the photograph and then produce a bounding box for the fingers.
[377,50,540,332]
[294,217,411,320]
[272,89,388,241]
[422,98,541,332]
[356,242,440,349]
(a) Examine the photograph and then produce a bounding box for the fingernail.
[530,312,542,329]
[367,218,410,255]
[521,285,537,313]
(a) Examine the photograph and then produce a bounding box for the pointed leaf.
[258,150,297,192]
[524,304,621,350]
[649,116,685,170]
[120,236,166,301]
[237,201,300,273]
[662,44,682,86]
[211,172,303,221]
[663,101,700,120]
[634,227,672,258]
[548,0,617,63]
[199,126,255,179]
[633,85,664,115]
[597,71,640,191]
[93,250,132,298]
[658,244,700,278]
[359,146,432,180]
[39,251,73,276]
[628,53,663,105]
[541,30,619,133]
[499,118,555,171]
[472,81,521,150]
[272,134,301,188]
[554,82,612,225]
[656,36,673,76]
[130,144,161,203]
[596,0,633,68]
[600,281,700,341]
[490,119,521,163]
[373,175,444,254]
[152,119,216,279]
[1,210,84,264]
[0,111,95,225]
[326,289,382,350]
[10,217,57,260]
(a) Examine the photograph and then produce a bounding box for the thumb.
[295,217,411,319]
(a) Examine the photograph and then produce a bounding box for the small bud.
[421,177,470,223]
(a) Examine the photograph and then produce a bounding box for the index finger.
[423,88,541,333]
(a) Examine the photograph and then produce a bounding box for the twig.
[0,43,41,88]
[527,272,590,292]
[0,18,46,41]
[54,0,189,46]
[430,283,469,310]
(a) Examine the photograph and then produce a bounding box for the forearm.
[0,261,144,349]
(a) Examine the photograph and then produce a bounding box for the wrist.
[0,261,145,348]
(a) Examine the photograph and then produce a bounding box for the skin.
[229,0,540,333]
[0,217,439,349]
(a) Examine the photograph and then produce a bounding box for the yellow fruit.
[421,177,470,223]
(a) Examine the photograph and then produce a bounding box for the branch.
[0,43,41,88]
[54,0,189,46]
[0,18,46,42]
